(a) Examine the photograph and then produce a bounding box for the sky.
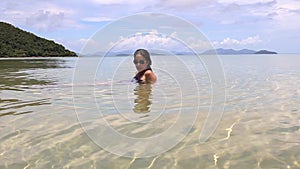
[1,0,300,54]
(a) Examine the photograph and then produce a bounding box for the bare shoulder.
[145,70,157,83]
[145,70,154,74]
[145,70,156,77]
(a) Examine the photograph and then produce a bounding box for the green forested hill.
[0,22,77,57]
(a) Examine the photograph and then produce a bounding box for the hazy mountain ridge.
[90,48,278,56]
[202,48,277,55]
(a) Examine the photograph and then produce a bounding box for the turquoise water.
[0,54,299,168]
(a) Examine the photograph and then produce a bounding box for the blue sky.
[1,0,300,53]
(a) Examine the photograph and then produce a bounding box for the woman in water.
[132,49,157,84]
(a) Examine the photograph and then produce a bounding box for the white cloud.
[277,0,300,10]
[0,1,80,32]
[158,0,212,9]
[185,37,214,51]
[81,16,113,22]
[109,30,190,52]
[26,10,65,32]
[217,0,274,5]
[106,30,214,53]
[216,0,300,25]
[213,36,262,48]
[90,0,147,5]
[271,1,300,29]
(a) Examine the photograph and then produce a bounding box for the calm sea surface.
[0,54,299,169]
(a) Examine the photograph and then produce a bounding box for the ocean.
[0,54,299,168]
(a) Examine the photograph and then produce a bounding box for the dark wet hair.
[134,49,152,66]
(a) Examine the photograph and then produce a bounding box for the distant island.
[254,50,277,54]
[202,48,277,55]
[0,22,77,57]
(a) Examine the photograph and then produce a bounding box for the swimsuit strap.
[133,67,152,83]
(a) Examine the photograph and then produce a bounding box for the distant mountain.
[201,48,277,55]
[0,22,77,57]
[255,50,277,54]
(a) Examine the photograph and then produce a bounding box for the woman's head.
[133,49,152,71]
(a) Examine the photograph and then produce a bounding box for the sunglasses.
[133,60,146,65]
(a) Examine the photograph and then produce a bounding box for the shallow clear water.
[0,54,299,169]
